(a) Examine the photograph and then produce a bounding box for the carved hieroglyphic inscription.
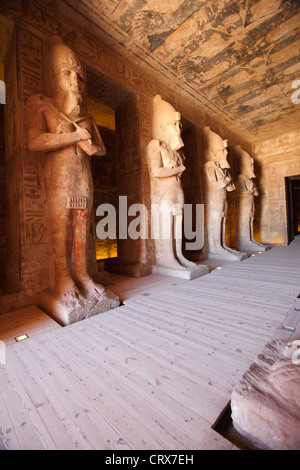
[18,27,49,245]
[23,173,47,245]
[139,92,152,142]
[116,96,141,179]
[66,197,88,209]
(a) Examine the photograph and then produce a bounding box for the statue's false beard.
[55,90,82,116]
[219,157,230,169]
[63,91,82,116]
[170,134,184,151]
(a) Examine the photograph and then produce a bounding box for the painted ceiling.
[1,0,300,144]
[54,0,300,144]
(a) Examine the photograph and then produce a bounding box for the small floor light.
[15,334,29,342]
[216,266,222,270]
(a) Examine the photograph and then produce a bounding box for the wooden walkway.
[0,239,299,450]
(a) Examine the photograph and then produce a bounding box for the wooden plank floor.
[0,239,299,450]
[0,305,61,346]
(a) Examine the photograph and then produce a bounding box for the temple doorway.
[85,66,136,267]
[0,103,7,291]
[285,175,300,244]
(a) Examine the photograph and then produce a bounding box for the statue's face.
[247,157,256,178]
[53,63,84,116]
[165,112,184,150]
[214,140,230,168]
[54,65,84,99]
[50,40,84,115]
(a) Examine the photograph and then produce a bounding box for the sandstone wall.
[252,130,300,245]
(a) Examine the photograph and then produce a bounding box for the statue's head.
[152,95,184,151]
[235,145,256,178]
[204,126,230,168]
[49,36,84,114]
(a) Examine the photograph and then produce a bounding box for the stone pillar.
[105,94,151,277]
[5,26,51,300]
[2,27,120,323]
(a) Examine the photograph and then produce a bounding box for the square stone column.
[5,26,52,299]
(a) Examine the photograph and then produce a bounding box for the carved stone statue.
[147,95,208,279]
[235,145,270,252]
[26,36,119,325]
[203,126,247,261]
[231,339,300,450]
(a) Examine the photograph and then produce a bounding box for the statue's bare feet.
[251,240,267,248]
[77,276,105,299]
[176,255,197,269]
[210,245,233,256]
[223,244,242,255]
[157,257,189,270]
[56,275,81,298]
